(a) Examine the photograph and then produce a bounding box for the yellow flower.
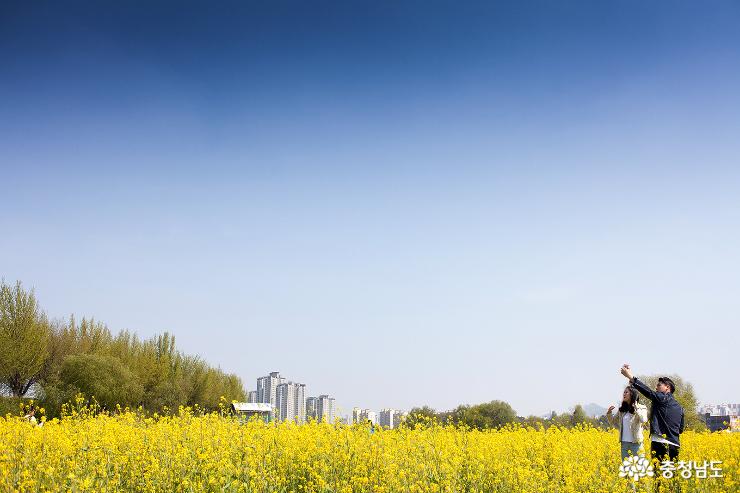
[0,407,737,492]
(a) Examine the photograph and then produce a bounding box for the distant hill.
[584,403,607,417]
[539,403,608,420]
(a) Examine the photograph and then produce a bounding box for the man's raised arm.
[620,364,658,401]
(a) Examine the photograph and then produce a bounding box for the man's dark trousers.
[651,441,679,462]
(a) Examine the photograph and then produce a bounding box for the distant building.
[359,409,377,425]
[276,381,306,423]
[306,395,335,422]
[231,402,272,423]
[700,403,740,416]
[306,397,319,420]
[257,372,285,413]
[295,383,306,423]
[704,413,740,432]
[317,395,335,423]
[379,408,402,429]
[253,371,342,425]
[351,408,381,425]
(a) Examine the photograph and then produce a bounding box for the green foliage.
[452,400,518,429]
[0,280,51,397]
[60,354,144,410]
[544,406,601,429]
[405,405,439,427]
[36,379,76,419]
[520,415,547,428]
[0,397,24,417]
[0,279,247,416]
[637,374,706,431]
[571,404,588,426]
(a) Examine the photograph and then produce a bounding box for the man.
[620,364,685,461]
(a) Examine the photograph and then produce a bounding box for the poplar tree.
[0,281,51,397]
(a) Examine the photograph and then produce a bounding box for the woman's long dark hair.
[619,386,639,414]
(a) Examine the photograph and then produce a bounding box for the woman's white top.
[621,412,634,442]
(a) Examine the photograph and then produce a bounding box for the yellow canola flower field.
[1,409,738,493]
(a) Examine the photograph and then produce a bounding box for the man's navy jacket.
[632,377,685,446]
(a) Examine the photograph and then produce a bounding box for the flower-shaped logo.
[619,455,654,482]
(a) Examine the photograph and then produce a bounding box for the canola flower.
[1,403,738,492]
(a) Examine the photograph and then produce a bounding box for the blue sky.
[2,1,739,416]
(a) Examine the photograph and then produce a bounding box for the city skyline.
[251,371,341,423]
[247,370,737,420]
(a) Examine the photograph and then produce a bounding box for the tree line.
[0,280,246,417]
[404,401,587,429]
[406,381,704,431]
[405,400,520,429]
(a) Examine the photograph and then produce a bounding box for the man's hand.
[620,364,634,380]
[607,405,615,415]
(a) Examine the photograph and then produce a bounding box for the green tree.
[0,281,51,397]
[637,374,705,431]
[404,405,439,427]
[456,400,518,429]
[60,353,143,410]
[439,404,467,426]
[521,415,547,428]
[548,411,575,428]
[571,404,588,426]
[1,279,247,414]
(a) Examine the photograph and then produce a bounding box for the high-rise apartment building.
[247,391,258,403]
[256,371,284,409]
[379,408,402,429]
[295,383,306,423]
[276,381,306,423]
[359,409,377,425]
[316,395,335,423]
[700,403,740,416]
[306,396,318,420]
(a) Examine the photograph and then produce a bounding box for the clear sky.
[2,1,739,417]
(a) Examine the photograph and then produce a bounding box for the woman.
[607,386,648,459]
